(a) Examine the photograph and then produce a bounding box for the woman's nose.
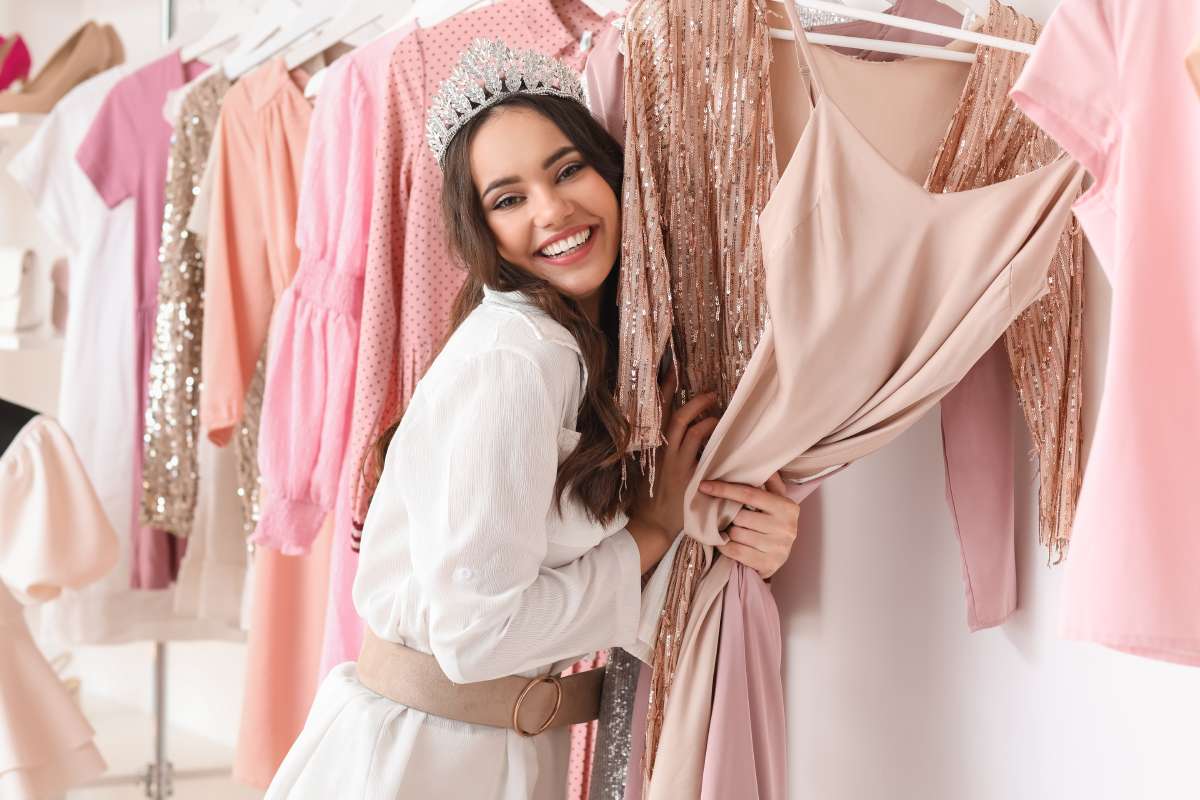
[532,187,574,229]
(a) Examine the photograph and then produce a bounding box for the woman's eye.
[558,163,585,181]
[493,195,521,210]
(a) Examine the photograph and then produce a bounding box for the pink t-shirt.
[1012,0,1200,664]
[76,50,208,590]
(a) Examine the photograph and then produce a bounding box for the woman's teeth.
[540,228,591,257]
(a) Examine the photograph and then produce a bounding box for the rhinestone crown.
[426,38,586,167]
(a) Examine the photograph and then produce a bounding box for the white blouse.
[353,286,643,681]
[270,288,657,799]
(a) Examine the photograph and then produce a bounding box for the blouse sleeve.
[253,58,371,554]
[403,351,643,684]
[1010,0,1120,201]
[200,84,274,446]
[0,418,118,605]
[75,82,138,209]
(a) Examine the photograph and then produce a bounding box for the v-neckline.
[768,0,1073,211]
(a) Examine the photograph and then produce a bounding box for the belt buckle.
[512,674,563,737]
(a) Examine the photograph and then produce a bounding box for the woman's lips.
[536,225,598,267]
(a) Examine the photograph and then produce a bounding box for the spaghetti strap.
[781,1,827,101]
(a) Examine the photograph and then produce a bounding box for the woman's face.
[470,106,619,309]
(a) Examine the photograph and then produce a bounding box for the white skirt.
[266,663,570,799]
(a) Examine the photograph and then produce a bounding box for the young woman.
[267,40,802,800]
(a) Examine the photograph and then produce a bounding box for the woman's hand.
[699,472,800,580]
[627,374,720,573]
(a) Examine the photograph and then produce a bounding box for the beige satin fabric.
[643,555,731,799]
[682,8,1084,547]
[644,4,1083,794]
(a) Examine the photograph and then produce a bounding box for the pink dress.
[76,49,209,590]
[196,59,334,788]
[1012,0,1200,665]
[0,415,117,798]
[254,0,610,679]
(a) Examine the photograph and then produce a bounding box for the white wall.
[1,0,1197,795]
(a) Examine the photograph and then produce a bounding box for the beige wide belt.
[355,630,605,736]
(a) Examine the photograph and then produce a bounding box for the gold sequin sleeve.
[142,72,232,536]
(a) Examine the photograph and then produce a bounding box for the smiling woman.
[265,38,801,800]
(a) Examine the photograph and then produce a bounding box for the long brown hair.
[356,93,634,546]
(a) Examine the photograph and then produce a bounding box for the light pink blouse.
[1012,0,1200,665]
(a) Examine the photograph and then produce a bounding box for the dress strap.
[780,0,828,104]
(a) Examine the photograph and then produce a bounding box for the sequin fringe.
[923,0,1083,562]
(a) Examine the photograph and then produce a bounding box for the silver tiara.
[426,38,586,167]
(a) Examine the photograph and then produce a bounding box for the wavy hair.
[356,93,635,547]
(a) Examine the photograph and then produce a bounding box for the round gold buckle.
[512,674,563,737]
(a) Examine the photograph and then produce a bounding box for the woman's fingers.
[731,508,784,537]
[718,541,769,577]
[726,525,769,550]
[698,479,790,515]
[679,416,720,461]
[665,392,717,451]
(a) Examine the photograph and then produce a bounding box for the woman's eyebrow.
[481,146,581,198]
[541,145,578,168]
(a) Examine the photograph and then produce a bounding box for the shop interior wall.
[0,0,1197,796]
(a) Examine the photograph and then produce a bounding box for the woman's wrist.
[627,516,674,574]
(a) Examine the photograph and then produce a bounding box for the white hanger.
[413,0,491,28]
[285,0,414,71]
[181,2,262,63]
[783,0,1032,55]
[225,0,339,79]
[221,0,300,64]
[580,0,627,13]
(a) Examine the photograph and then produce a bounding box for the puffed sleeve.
[402,350,643,684]
[253,58,371,554]
[0,418,118,604]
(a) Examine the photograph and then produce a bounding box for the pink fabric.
[698,478,822,800]
[233,517,332,788]
[583,22,624,147]
[201,59,314,445]
[76,50,207,589]
[0,415,115,798]
[940,339,1016,630]
[1012,0,1200,665]
[564,649,608,800]
[255,26,415,556]
[623,657,651,800]
[701,564,785,800]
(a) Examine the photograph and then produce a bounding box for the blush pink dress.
[0,415,117,798]
[1012,0,1200,665]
